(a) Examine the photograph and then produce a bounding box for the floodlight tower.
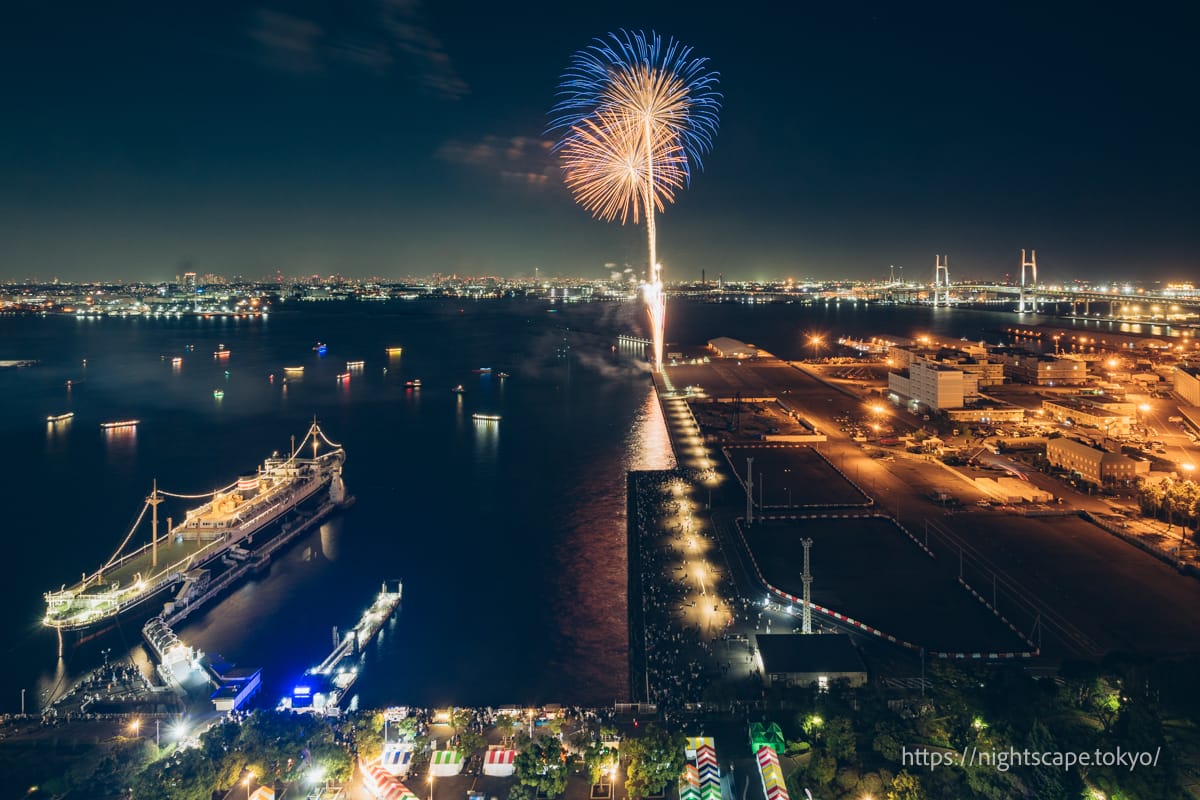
[801,538,814,634]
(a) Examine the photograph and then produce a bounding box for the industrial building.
[991,348,1089,385]
[1046,438,1149,486]
[1175,365,1200,407]
[753,633,868,689]
[707,337,758,359]
[1041,399,1132,438]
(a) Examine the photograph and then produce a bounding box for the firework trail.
[550,30,720,370]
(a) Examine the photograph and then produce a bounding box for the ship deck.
[73,536,222,594]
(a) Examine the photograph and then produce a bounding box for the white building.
[1175,366,1200,407]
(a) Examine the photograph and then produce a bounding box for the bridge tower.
[933,255,950,307]
[801,538,814,634]
[1020,249,1038,313]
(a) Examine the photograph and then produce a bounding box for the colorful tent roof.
[361,759,420,800]
[685,736,714,754]
[431,750,464,764]
[485,749,516,765]
[754,747,790,800]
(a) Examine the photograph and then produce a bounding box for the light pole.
[809,335,823,361]
[245,772,255,800]
[429,773,435,800]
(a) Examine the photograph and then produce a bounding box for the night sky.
[1,2,1197,283]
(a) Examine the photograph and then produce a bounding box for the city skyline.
[2,3,1198,282]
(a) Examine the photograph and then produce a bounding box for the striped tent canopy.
[484,747,517,777]
[754,747,790,800]
[361,759,420,800]
[249,789,275,800]
[485,749,516,764]
[382,744,414,776]
[430,749,465,776]
[685,737,714,758]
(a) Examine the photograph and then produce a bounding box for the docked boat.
[43,421,348,632]
[472,413,501,422]
[47,412,74,423]
[100,420,139,430]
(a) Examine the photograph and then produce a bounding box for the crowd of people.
[633,470,742,718]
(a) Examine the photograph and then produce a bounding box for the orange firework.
[558,109,686,225]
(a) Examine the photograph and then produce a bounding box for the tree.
[823,717,856,764]
[623,725,686,799]
[512,735,568,800]
[887,770,925,800]
[584,742,618,785]
[458,730,486,759]
[496,714,518,743]
[806,753,836,787]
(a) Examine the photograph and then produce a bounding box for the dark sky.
[1,2,1197,283]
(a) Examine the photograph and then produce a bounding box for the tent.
[382,742,415,776]
[483,747,517,777]
[430,749,465,776]
[755,747,790,800]
[361,759,420,800]
[684,737,714,759]
[249,789,275,800]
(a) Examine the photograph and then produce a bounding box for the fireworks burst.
[550,29,721,371]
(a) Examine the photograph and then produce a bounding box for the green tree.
[583,742,617,785]
[823,717,856,764]
[623,725,685,799]
[512,735,568,800]
[458,730,486,759]
[496,714,518,742]
[806,753,836,787]
[887,770,925,800]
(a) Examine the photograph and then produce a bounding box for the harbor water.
[0,298,1089,711]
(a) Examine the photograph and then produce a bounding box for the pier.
[282,581,403,715]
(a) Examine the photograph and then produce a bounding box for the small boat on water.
[213,390,225,399]
[472,413,501,422]
[47,412,74,423]
[101,420,139,430]
[171,357,183,366]
[214,349,231,359]
[386,347,403,356]
[284,366,305,374]
[497,372,511,379]
[314,343,328,355]
[346,360,365,370]
[452,384,465,394]
[336,372,351,381]
[472,367,493,374]
[405,379,422,389]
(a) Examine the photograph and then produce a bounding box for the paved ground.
[741,517,1028,653]
[723,445,869,508]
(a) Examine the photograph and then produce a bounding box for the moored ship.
[43,421,349,632]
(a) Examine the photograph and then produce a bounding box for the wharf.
[162,496,347,627]
[282,581,402,715]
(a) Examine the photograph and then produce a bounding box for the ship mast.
[148,479,164,568]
